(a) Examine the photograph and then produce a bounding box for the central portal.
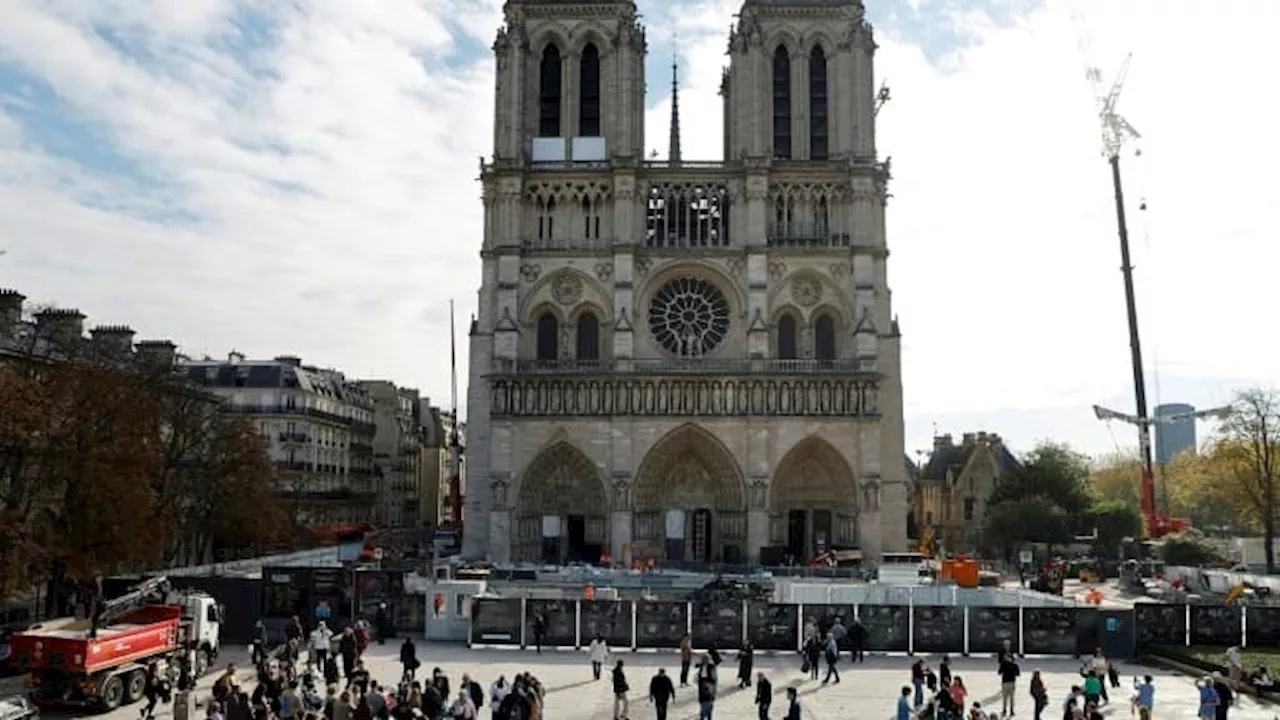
[632,424,747,564]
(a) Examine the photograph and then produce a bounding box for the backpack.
[280,694,294,716]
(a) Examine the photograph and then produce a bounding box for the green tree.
[985,494,1072,555]
[1089,452,1143,508]
[988,442,1092,537]
[1085,499,1144,549]
[1216,388,1280,572]
[1160,528,1226,566]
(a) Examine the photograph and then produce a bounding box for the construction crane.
[1073,13,1232,537]
[1070,9,1165,537]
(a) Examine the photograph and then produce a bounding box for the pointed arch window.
[536,312,559,363]
[576,312,600,361]
[772,46,792,160]
[777,314,798,360]
[814,314,836,361]
[539,45,562,137]
[809,46,829,160]
[579,43,601,137]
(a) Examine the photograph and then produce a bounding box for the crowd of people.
[143,608,1276,720]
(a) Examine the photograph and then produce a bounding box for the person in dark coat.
[612,660,630,720]
[737,642,754,689]
[375,604,391,645]
[754,673,772,720]
[648,668,674,720]
[1213,672,1234,720]
[399,637,419,681]
[849,619,867,663]
[340,628,359,678]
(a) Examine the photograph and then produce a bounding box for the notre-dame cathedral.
[464,0,908,566]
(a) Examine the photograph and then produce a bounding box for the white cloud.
[0,0,1273,455]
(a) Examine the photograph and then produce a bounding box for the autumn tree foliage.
[1087,387,1280,571]
[0,354,288,604]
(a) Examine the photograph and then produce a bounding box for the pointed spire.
[668,37,682,164]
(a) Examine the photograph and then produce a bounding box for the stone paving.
[14,642,1279,719]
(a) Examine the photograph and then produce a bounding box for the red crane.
[1080,48,1230,538]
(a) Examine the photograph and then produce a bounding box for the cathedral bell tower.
[490,0,647,165]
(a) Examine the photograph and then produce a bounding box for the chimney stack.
[933,434,953,449]
[274,355,302,367]
[135,339,177,367]
[89,325,136,358]
[34,308,86,351]
[962,432,977,446]
[0,289,24,337]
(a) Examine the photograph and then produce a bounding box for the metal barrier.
[469,598,1280,659]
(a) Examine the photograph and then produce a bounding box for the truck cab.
[175,592,222,667]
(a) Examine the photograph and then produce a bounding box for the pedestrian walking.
[821,634,840,685]
[679,635,693,687]
[648,668,674,720]
[754,673,771,720]
[612,659,631,720]
[589,635,610,680]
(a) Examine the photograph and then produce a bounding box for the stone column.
[746,478,769,563]
[612,511,633,565]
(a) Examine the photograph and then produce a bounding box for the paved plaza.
[9,641,1277,719]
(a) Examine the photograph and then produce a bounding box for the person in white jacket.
[588,635,609,680]
[309,621,333,670]
[489,675,510,718]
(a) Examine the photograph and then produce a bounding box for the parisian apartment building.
[183,353,380,527]
[420,400,466,531]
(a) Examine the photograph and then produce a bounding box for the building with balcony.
[183,353,377,526]
[420,401,466,531]
[465,0,908,564]
[360,380,427,528]
[916,432,1019,554]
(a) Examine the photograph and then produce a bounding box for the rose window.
[648,277,731,357]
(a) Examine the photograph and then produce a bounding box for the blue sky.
[0,0,1275,457]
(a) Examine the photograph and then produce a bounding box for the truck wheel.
[100,675,125,711]
[124,669,146,703]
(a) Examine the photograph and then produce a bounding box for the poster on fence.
[1191,606,1242,647]
[860,605,909,652]
[692,600,744,649]
[968,607,1018,655]
[912,606,963,654]
[636,601,688,648]
[747,603,799,651]
[1247,606,1280,648]
[1135,604,1185,650]
[471,598,523,646]
[526,599,576,647]
[1023,608,1079,655]
[580,600,633,648]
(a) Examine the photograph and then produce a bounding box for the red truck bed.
[10,604,181,675]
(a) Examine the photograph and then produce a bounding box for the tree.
[1159,528,1226,566]
[1085,499,1143,549]
[1089,452,1143,508]
[985,495,1072,557]
[0,345,290,605]
[989,442,1092,522]
[1214,388,1280,572]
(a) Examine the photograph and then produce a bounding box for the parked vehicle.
[8,577,221,712]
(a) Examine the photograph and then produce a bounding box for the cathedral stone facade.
[464,0,908,565]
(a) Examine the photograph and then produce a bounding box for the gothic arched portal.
[514,442,608,563]
[770,436,859,560]
[633,424,747,564]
